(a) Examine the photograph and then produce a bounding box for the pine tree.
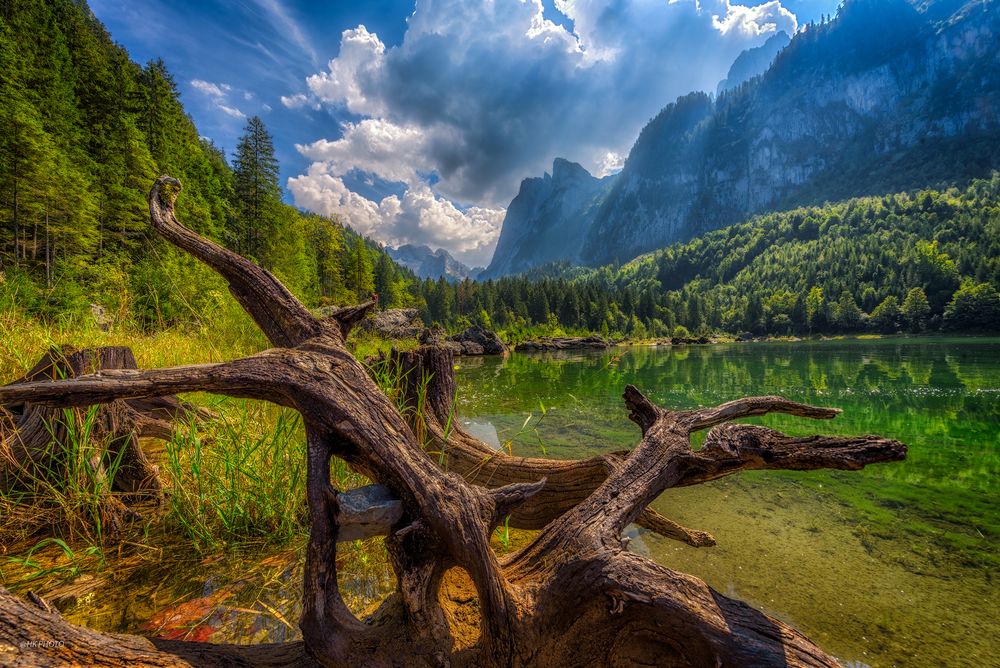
[374,251,401,309]
[231,116,280,266]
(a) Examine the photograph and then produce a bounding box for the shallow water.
[455,338,999,667]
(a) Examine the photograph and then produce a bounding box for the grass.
[0,297,419,599]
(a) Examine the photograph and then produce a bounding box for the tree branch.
[149,177,324,348]
[636,508,716,548]
[0,356,292,408]
[680,395,841,432]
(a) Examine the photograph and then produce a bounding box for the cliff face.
[579,0,1000,265]
[482,158,615,278]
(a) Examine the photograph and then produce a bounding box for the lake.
[454,337,999,668]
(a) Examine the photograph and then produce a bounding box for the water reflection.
[456,337,1000,667]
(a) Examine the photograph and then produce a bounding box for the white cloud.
[190,79,248,120]
[306,26,386,116]
[252,0,319,66]
[296,119,434,188]
[289,0,798,264]
[191,79,231,98]
[280,92,316,109]
[288,164,503,267]
[708,0,796,37]
[218,104,246,118]
[596,151,625,177]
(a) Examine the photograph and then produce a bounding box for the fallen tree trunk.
[0,176,908,667]
[0,346,205,537]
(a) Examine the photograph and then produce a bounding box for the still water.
[454,338,999,668]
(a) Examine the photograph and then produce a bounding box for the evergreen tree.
[373,251,401,308]
[346,237,375,302]
[901,287,931,332]
[231,116,280,266]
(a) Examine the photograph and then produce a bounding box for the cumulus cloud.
[288,164,503,267]
[288,0,798,264]
[296,119,434,188]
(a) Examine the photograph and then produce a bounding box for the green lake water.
[454,338,999,668]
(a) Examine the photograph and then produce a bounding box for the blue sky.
[90,0,842,266]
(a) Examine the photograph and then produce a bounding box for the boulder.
[326,307,422,339]
[449,325,508,355]
[514,336,610,352]
[420,326,508,356]
[670,336,711,345]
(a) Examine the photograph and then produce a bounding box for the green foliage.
[943,280,1000,331]
[901,287,931,332]
[869,295,901,333]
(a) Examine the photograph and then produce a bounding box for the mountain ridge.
[484,0,1000,275]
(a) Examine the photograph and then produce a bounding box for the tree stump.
[0,177,908,667]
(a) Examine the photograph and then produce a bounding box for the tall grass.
[0,405,141,542]
[161,403,313,549]
[0,294,416,597]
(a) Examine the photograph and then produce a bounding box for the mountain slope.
[716,30,790,94]
[580,0,1000,265]
[387,243,481,281]
[482,158,615,278]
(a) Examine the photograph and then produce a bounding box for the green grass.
[0,298,414,594]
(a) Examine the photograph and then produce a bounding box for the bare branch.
[149,177,324,347]
[680,395,841,432]
[488,477,547,527]
[636,508,716,548]
[674,423,907,486]
[623,384,662,434]
[0,357,290,408]
[320,301,378,338]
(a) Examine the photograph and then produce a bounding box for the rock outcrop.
[514,336,610,352]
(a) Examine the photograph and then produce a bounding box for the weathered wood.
[0,176,909,667]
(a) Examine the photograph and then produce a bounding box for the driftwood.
[0,345,207,536]
[0,176,907,667]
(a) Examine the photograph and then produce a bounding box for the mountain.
[482,158,615,278]
[581,0,1000,265]
[483,0,1000,274]
[716,31,790,94]
[387,244,482,281]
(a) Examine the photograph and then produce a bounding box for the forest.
[421,176,1000,339]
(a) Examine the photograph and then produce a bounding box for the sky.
[90,0,843,267]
